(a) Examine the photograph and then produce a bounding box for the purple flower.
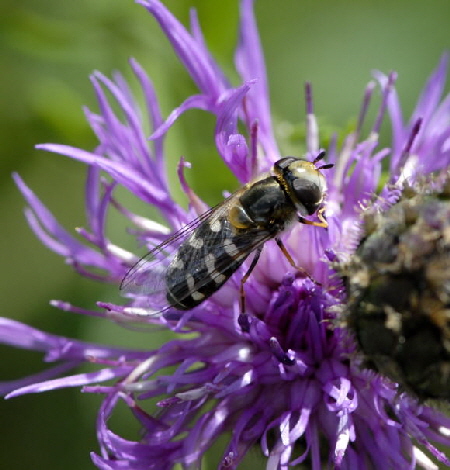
[3,0,450,469]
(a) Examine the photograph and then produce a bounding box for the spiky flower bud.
[341,174,450,401]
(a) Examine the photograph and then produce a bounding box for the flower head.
[2,1,450,469]
[340,177,450,403]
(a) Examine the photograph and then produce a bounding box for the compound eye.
[292,178,322,215]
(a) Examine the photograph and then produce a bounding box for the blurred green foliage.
[1,0,449,468]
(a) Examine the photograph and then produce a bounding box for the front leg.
[275,237,321,286]
[298,207,328,229]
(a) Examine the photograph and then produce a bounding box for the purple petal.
[215,83,254,181]
[129,59,165,168]
[150,94,210,139]
[138,0,226,98]
[37,144,169,207]
[7,367,129,398]
[0,318,149,362]
[13,173,122,278]
[0,362,80,396]
[411,53,449,132]
[235,0,279,161]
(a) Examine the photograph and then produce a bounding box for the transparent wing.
[120,204,222,293]
[163,226,273,308]
[120,196,236,307]
[120,195,273,313]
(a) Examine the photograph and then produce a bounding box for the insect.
[121,152,333,317]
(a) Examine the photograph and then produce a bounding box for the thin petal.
[7,367,129,398]
[138,0,226,98]
[235,0,279,161]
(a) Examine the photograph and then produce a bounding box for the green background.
[1,0,449,468]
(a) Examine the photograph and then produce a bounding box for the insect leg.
[298,207,328,229]
[239,246,263,316]
[275,237,321,286]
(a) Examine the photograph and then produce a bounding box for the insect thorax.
[230,176,297,232]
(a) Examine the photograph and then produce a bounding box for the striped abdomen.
[165,216,252,310]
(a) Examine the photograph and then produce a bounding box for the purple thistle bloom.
[2,0,450,469]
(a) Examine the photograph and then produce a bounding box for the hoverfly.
[121,152,333,317]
